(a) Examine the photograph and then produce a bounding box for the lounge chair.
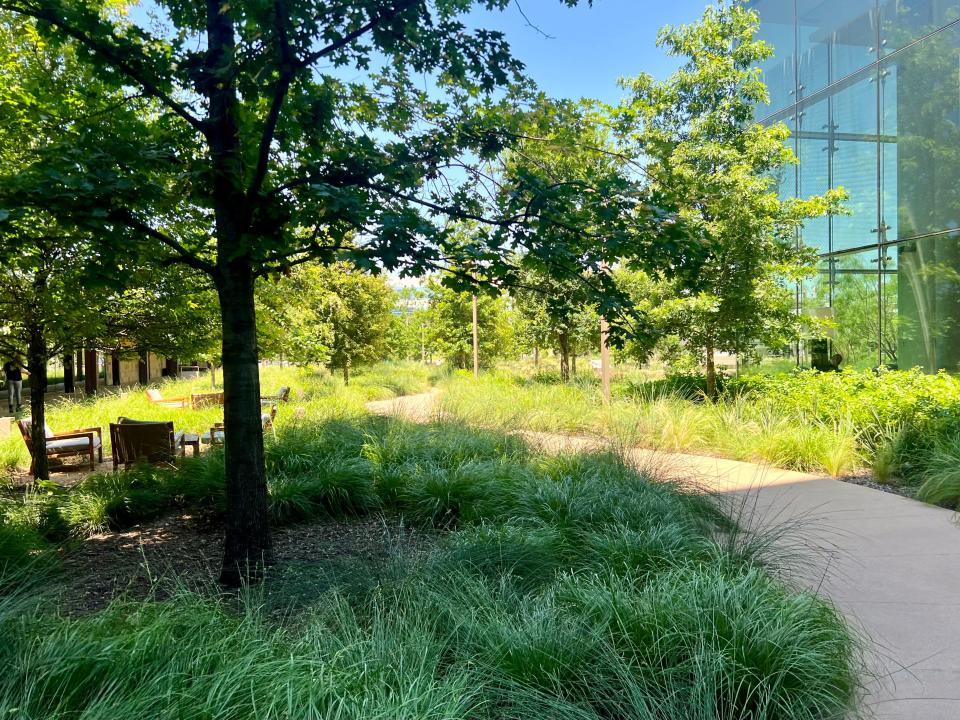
[190,392,224,408]
[110,417,186,471]
[202,405,277,446]
[17,420,103,476]
[145,388,189,408]
[260,386,290,405]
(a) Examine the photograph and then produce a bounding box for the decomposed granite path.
[367,391,960,720]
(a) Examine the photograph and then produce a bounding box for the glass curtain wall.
[750,0,960,372]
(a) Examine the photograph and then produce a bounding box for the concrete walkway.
[368,392,960,719]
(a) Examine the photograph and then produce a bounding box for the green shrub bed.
[0,403,861,719]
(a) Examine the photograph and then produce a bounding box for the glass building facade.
[750,0,960,371]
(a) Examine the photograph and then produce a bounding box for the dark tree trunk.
[571,348,577,377]
[705,344,718,401]
[165,357,178,377]
[75,349,84,380]
[558,332,570,382]
[216,263,272,586]
[27,321,49,481]
[111,350,121,386]
[138,353,149,385]
[205,0,271,585]
[84,349,98,395]
[343,362,350,385]
[62,353,74,394]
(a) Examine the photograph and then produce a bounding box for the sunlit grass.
[0,401,861,720]
[0,361,441,480]
[439,370,862,476]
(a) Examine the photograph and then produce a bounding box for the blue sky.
[465,0,713,103]
[130,1,713,104]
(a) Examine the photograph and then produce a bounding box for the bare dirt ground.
[55,512,435,615]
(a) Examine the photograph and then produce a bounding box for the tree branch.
[107,210,217,276]
[0,1,205,133]
[246,0,296,202]
[298,0,422,69]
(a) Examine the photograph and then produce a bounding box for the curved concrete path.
[368,392,960,719]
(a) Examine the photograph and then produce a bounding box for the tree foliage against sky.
[0,0,636,583]
[615,1,845,396]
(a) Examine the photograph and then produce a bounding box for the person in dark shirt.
[3,355,28,414]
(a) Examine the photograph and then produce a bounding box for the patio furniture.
[17,420,103,476]
[110,417,186,471]
[190,392,224,409]
[202,405,277,446]
[145,388,189,408]
[260,386,290,406]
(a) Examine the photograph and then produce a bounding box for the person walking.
[3,355,28,415]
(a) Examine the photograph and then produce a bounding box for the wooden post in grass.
[472,294,479,379]
[600,316,611,405]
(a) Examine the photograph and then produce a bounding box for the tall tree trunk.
[705,344,718,401]
[343,361,350,385]
[571,347,577,377]
[534,346,539,368]
[206,0,272,586]
[558,331,570,382]
[62,353,74,394]
[138,353,149,385]
[84,349,98,395]
[27,321,49,481]
[217,263,272,585]
[76,349,84,380]
[111,350,121,386]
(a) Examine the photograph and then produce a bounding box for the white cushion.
[44,423,54,439]
[47,435,101,452]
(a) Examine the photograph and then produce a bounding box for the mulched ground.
[839,473,918,500]
[55,512,437,616]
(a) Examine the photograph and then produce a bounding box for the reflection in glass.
[798,0,877,94]
[896,233,960,371]
[799,260,832,367]
[831,74,880,250]
[880,0,960,54]
[827,251,880,368]
[752,0,798,116]
[797,99,830,253]
[881,24,960,241]
[880,248,899,364]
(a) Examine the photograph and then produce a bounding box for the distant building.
[750,0,959,371]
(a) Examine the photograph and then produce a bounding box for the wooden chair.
[202,405,277,446]
[145,388,189,408]
[260,386,290,406]
[191,391,224,409]
[17,420,103,476]
[110,417,185,471]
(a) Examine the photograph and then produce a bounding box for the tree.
[103,267,222,367]
[0,0,622,584]
[256,268,334,365]
[0,13,128,479]
[385,286,432,362]
[257,263,392,378]
[426,281,513,369]
[314,264,393,383]
[512,267,599,380]
[618,1,844,398]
